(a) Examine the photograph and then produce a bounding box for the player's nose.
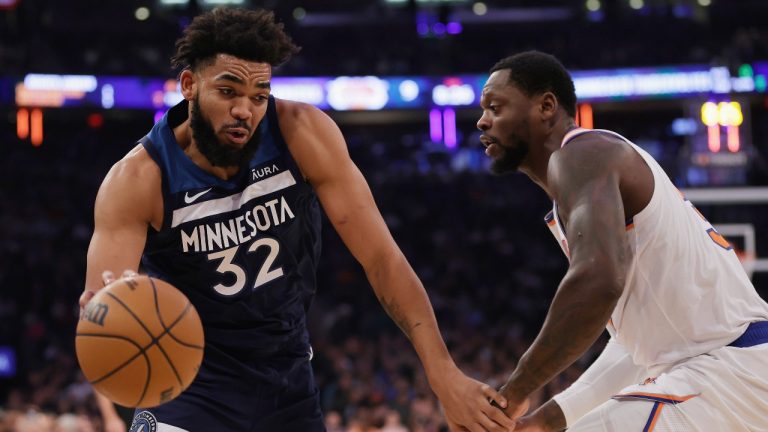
[477,113,490,131]
[230,99,253,121]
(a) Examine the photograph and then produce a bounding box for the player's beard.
[189,96,261,168]
[490,134,530,175]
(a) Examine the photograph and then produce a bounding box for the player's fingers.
[121,269,138,278]
[102,270,116,286]
[78,290,95,311]
[482,383,508,409]
[483,405,516,431]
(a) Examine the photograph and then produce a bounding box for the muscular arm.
[501,138,631,407]
[81,145,161,305]
[278,100,514,431]
[278,101,449,362]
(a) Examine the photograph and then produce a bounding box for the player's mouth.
[480,135,503,158]
[224,128,249,145]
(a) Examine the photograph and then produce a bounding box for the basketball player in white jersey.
[476,50,768,431]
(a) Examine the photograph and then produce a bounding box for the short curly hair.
[491,51,577,118]
[171,8,300,71]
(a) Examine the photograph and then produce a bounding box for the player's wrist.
[532,400,567,432]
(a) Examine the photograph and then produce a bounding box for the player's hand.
[434,368,515,431]
[79,270,139,312]
[497,383,530,422]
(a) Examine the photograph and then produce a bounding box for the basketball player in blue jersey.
[476,50,768,431]
[78,8,514,432]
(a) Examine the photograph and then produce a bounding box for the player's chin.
[489,156,520,175]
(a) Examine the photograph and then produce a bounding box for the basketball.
[75,276,204,408]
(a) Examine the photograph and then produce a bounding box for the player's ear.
[539,91,558,121]
[180,69,196,100]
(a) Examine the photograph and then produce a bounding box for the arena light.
[472,2,487,15]
[432,81,475,106]
[0,347,16,378]
[398,80,420,102]
[430,109,442,143]
[159,0,188,4]
[326,77,389,111]
[23,74,97,92]
[727,126,740,153]
[443,108,457,149]
[30,109,43,147]
[16,109,29,140]
[577,103,593,129]
[701,101,720,152]
[707,126,720,153]
[271,79,325,106]
[718,101,743,127]
[101,84,115,109]
[700,102,719,127]
[135,7,150,21]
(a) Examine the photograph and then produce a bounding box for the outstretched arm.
[278,100,514,432]
[499,138,632,415]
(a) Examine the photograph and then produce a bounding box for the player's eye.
[219,88,234,96]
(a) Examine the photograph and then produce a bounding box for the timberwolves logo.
[129,411,157,432]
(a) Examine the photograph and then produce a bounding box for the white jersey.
[547,128,768,369]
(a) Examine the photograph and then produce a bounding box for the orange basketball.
[76,275,204,408]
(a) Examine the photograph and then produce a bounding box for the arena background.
[1,0,767,430]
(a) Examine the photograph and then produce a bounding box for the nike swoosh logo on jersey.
[184,188,212,204]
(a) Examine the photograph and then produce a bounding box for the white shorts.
[569,344,768,431]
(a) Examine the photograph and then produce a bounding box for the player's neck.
[520,119,577,199]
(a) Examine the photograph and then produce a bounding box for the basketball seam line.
[76,333,148,386]
[161,302,204,350]
[102,280,182,406]
[149,277,184,390]
[103,289,155,405]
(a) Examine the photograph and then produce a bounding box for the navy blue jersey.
[140,97,322,361]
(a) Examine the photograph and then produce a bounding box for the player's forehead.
[481,70,514,99]
[201,54,272,86]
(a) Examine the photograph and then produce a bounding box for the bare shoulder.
[97,143,162,226]
[273,98,349,184]
[274,98,335,131]
[549,132,635,185]
[549,130,652,216]
[103,144,161,194]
